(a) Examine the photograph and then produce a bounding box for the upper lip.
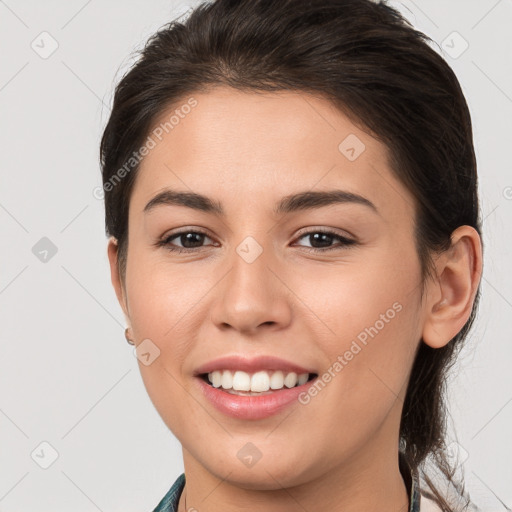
[193,355,317,376]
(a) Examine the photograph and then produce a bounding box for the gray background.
[0,1,510,510]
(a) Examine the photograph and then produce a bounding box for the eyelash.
[156,228,357,254]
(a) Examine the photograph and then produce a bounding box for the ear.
[422,225,483,349]
[107,236,130,322]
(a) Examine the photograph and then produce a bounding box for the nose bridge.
[210,233,291,332]
[231,234,271,291]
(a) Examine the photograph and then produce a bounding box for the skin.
[107,86,482,512]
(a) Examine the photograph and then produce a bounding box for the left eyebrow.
[143,188,379,216]
[274,189,380,216]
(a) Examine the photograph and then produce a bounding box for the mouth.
[192,354,320,419]
[197,371,319,396]
[195,370,320,420]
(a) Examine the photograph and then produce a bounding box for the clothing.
[151,451,441,512]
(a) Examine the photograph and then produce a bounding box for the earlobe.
[107,236,130,321]
[421,226,483,349]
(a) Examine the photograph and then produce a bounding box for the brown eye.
[158,230,215,253]
[294,230,357,252]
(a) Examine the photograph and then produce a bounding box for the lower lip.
[195,376,317,420]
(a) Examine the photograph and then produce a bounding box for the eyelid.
[158,225,211,239]
[157,227,215,246]
[294,225,356,241]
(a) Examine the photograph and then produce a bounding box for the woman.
[99,1,483,510]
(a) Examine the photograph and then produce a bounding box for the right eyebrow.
[144,189,224,215]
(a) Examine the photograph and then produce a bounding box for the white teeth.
[269,370,284,389]
[221,370,233,389]
[207,369,312,392]
[250,371,270,392]
[211,370,222,388]
[284,372,297,388]
[233,371,251,391]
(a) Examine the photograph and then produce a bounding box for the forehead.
[132,86,415,225]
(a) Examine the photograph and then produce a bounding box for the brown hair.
[99,1,483,509]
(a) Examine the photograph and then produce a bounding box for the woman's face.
[111,86,427,489]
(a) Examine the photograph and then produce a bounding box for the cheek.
[125,247,206,337]
[298,246,415,349]
[298,248,420,423]
[123,251,198,411]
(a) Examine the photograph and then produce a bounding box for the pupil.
[311,233,332,248]
[182,233,204,248]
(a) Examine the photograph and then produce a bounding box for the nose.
[209,241,293,335]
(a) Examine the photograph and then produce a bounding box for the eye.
[293,229,357,252]
[157,229,216,253]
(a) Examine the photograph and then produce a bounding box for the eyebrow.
[143,188,379,216]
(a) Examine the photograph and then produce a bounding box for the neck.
[179,439,409,512]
